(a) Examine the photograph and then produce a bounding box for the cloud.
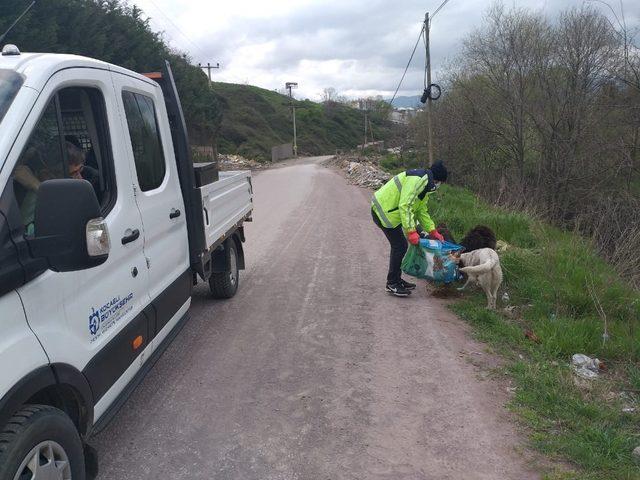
[132,0,640,100]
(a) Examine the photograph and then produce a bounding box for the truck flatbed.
[201,170,253,251]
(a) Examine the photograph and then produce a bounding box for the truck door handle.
[169,208,181,219]
[121,229,140,245]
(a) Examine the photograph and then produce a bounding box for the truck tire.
[0,405,86,480]
[209,241,239,299]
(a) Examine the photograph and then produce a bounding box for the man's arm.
[415,201,435,234]
[13,165,40,191]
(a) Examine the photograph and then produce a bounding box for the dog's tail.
[460,258,497,275]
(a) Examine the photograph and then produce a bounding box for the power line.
[145,0,209,60]
[389,24,425,106]
[0,0,35,45]
[586,0,627,33]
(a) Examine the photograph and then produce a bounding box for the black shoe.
[385,283,412,297]
[400,279,416,290]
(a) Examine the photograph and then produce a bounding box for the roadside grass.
[429,185,640,479]
[380,151,423,173]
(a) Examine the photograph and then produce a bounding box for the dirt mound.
[329,154,391,189]
[218,154,265,171]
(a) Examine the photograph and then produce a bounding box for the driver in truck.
[65,139,100,195]
[13,140,100,233]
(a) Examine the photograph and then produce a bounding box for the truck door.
[112,75,191,340]
[9,69,152,420]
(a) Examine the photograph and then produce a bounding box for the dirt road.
[93,157,539,479]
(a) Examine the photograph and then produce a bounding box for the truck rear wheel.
[0,405,85,480]
[209,241,239,299]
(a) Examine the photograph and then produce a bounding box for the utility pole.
[363,100,368,148]
[286,82,298,157]
[424,12,434,167]
[198,62,220,83]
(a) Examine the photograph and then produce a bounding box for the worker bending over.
[371,161,448,297]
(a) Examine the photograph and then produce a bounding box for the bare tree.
[322,87,339,103]
[586,1,640,193]
[529,7,619,219]
[463,4,550,189]
[420,1,640,284]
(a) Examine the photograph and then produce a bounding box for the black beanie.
[430,160,448,182]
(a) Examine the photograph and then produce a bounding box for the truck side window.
[122,91,166,191]
[12,101,64,234]
[12,87,115,235]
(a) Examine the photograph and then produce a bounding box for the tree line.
[418,3,640,285]
[0,0,222,145]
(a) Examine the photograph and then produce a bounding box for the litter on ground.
[571,353,602,379]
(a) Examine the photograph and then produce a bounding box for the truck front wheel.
[209,241,240,299]
[0,405,86,480]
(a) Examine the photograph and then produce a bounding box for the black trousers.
[372,208,407,285]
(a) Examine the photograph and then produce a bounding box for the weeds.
[432,185,640,479]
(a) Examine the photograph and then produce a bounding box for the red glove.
[429,229,445,242]
[407,230,420,245]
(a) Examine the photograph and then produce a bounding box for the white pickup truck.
[0,45,252,479]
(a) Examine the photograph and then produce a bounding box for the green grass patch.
[379,151,424,173]
[432,185,640,479]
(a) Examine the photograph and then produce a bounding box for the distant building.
[390,107,420,125]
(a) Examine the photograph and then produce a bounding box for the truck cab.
[0,46,252,479]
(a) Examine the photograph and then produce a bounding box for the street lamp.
[286,82,298,157]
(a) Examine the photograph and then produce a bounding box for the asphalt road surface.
[93,156,540,479]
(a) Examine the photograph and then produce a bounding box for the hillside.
[213,82,398,161]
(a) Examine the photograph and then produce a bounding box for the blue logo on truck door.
[89,308,101,335]
[88,293,134,342]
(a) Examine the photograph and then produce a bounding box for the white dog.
[452,248,503,310]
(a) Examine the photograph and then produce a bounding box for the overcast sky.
[130,0,640,101]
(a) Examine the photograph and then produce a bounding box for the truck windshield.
[0,70,24,125]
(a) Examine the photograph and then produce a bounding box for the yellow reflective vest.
[371,169,437,233]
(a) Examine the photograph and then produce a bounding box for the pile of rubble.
[217,154,265,171]
[346,161,391,189]
[330,154,391,189]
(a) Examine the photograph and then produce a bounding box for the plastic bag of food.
[401,239,463,284]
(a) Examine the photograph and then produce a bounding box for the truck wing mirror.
[30,179,110,272]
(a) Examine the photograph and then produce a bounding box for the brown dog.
[437,224,496,252]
